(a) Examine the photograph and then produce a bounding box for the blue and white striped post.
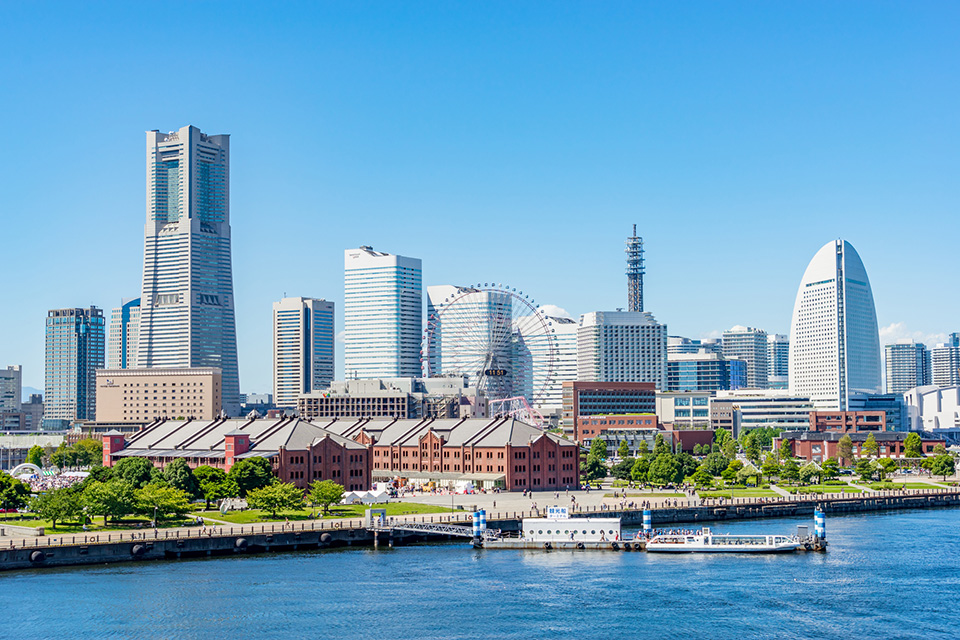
[814,508,826,539]
[643,509,652,535]
[479,509,487,533]
[473,511,481,538]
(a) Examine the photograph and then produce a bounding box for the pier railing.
[4,486,960,551]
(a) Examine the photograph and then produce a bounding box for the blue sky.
[2,2,957,393]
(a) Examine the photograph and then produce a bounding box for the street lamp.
[153,505,158,529]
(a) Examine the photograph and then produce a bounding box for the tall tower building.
[273,297,335,409]
[885,340,930,394]
[107,298,141,370]
[625,224,645,312]
[929,340,960,388]
[722,326,769,389]
[767,334,790,389]
[0,366,22,412]
[344,246,422,379]
[138,125,240,415]
[44,307,105,427]
[577,311,667,388]
[789,239,881,409]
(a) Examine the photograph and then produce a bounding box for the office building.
[777,429,944,463]
[44,307,105,428]
[710,390,814,437]
[767,334,789,390]
[929,339,960,388]
[666,350,746,392]
[722,326,768,389]
[21,394,44,431]
[561,381,657,442]
[0,366,21,413]
[530,315,578,415]
[884,340,930,394]
[668,336,722,356]
[344,247,422,379]
[95,367,222,422]
[272,297,335,409]
[789,239,881,409]
[655,391,715,429]
[577,311,667,388]
[298,377,485,421]
[138,125,241,415]
[107,298,141,370]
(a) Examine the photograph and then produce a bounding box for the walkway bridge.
[367,521,475,537]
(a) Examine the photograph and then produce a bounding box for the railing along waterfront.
[4,486,960,551]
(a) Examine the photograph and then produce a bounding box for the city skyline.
[2,4,958,393]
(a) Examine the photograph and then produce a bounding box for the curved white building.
[789,239,881,409]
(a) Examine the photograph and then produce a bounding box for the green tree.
[82,480,136,525]
[903,433,924,459]
[581,455,606,482]
[761,453,780,482]
[855,458,875,482]
[74,439,104,467]
[876,458,897,481]
[50,444,75,470]
[721,439,737,459]
[821,457,840,480]
[726,459,744,474]
[745,434,762,464]
[779,438,793,461]
[113,457,159,489]
[617,440,630,459]
[0,474,30,511]
[692,444,703,456]
[736,464,760,486]
[228,457,275,496]
[637,440,650,458]
[781,458,800,483]
[589,437,608,460]
[703,453,730,476]
[799,462,820,485]
[837,435,854,466]
[308,479,345,515]
[194,466,238,509]
[163,459,199,497]
[29,489,81,529]
[720,467,736,483]
[647,453,681,487]
[933,443,947,456]
[653,434,670,457]
[86,465,114,484]
[930,454,955,481]
[630,457,650,483]
[691,465,713,487]
[611,457,635,481]
[862,433,879,459]
[26,445,44,468]
[248,482,304,518]
[676,452,699,479]
[711,443,721,453]
[714,428,731,447]
[135,484,191,522]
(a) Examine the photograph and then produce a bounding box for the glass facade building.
[138,126,240,415]
[107,298,141,370]
[884,340,930,394]
[44,307,105,427]
[273,297,335,409]
[666,353,746,392]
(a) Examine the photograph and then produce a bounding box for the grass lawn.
[785,484,862,494]
[698,489,779,499]
[863,482,943,491]
[190,502,453,525]
[0,516,194,533]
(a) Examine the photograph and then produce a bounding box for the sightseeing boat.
[645,527,802,553]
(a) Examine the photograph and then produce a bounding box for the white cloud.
[336,330,346,344]
[540,304,572,319]
[879,322,949,346]
[699,329,724,340]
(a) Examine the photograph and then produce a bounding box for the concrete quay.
[2,488,959,572]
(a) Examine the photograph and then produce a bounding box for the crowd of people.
[21,472,86,493]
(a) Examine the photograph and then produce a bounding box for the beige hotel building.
[95,368,222,422]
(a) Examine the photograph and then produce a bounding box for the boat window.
[582,530,587,534]
[538,530,543,534]
[591,530,595,534]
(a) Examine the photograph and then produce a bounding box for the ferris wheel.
[422,283,559,413]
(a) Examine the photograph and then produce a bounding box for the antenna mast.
[625,224,645,312]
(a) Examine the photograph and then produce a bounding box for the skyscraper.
[273,297,335,409]
[44,307,105,427]
[789,239,881,409]
[344,246,422,379]
[884,340,930,394]
[138,125,240,415]
[722,326,769,389]
[767,334,790,389]
[577,311,667,388]
[625,224,645,312]
[929,339,960,388]
[107,298,140,370]
[0,366,21,413]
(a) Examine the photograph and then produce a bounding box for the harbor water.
[2,508,958,639]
